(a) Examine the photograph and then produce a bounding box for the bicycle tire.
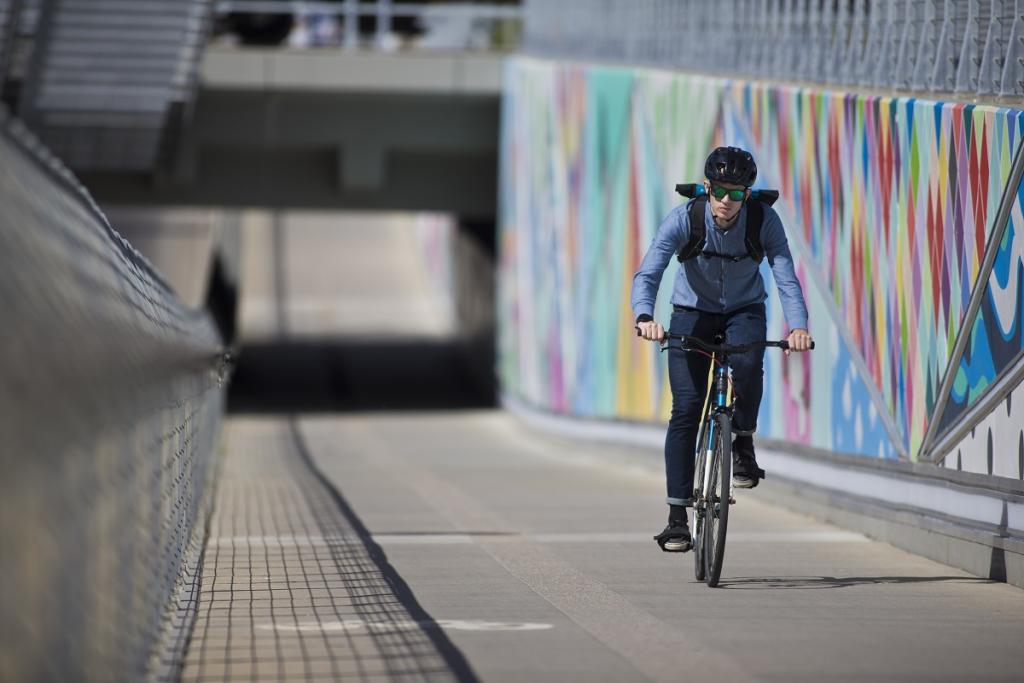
[692,418,709,582]
[703,413,731,587]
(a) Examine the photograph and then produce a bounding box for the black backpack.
[673,183,779,264]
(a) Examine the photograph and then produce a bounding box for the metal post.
[894,0,922,91]
[771,0,784,77]
[999,0,1024,95]
[757,0,772,77]
[860,0,886,86]
[376,0,391,49]
[0,0,18,90]
[780,0,800,78]
[954,0,985,93]
[343,0,357,50]
[978,0,1006,96]
[797,0,817,81]
[842,0,867,85]
[827,0,850,83]
[931,0,965,93]
[812,0,833,83]
[911,0,940,90]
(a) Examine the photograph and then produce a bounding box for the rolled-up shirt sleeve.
[631,207,686,321]
[762,211,809,331]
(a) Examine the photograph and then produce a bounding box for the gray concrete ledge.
[757,476,1024,589]
[502,394,1024,589]
[201,46,506,94]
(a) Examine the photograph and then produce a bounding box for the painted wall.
[939,172,1024,477]
[499,56,1024,472]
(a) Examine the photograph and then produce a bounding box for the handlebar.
[636,329,815,354]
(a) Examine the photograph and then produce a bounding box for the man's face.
[704,180,750,226]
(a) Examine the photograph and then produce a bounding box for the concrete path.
[181,412,1024,682]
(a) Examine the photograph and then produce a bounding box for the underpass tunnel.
[107,206,498,414]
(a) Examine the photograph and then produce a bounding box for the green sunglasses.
[708,184,747,202]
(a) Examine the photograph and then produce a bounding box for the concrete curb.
[756,476,1024,588]
[502,394,1024,590]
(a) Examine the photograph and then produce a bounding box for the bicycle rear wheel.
[702,413,732,587]
[692,418,709,582]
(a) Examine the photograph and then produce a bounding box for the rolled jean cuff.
[731,424,756,436]
[666,496,693,507]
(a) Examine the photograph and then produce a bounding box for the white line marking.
[261,619,553,633]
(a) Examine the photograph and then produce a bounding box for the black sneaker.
[654,519,692,552]
[732,436,765,489]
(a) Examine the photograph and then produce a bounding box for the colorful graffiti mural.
[930,168,1024,479]
[499,55,1024,462]
[934,173,1024,438]
[733,84,1024,456]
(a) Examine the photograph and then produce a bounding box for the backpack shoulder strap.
[744,200,766,263]
[676,197,707,262]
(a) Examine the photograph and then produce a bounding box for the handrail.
[215,0,521,49]
[519,0,1023,100]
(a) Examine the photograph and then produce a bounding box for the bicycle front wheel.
[703,413,732,587]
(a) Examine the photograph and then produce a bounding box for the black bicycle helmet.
[704,146,757,187]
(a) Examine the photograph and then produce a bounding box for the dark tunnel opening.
[226,337,497,413]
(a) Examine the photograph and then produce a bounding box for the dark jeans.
[664,303,766,506]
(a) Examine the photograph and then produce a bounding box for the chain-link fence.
[522,0,1024,99]
[0,105,228,681]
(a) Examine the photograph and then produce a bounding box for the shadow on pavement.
[715,575,998,590]
[227,338,496,413]
[286,419,481,682]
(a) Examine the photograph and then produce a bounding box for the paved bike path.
[184,412,1024,682]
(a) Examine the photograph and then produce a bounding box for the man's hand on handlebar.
[786,328,813,355]
[635,320,665,342]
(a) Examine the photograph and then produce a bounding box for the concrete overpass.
[79,47,504,218]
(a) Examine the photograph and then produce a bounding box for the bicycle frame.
[698,354,733,505]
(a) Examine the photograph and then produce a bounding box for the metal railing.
[12,0,212,171]
[213,0,522,50]
[522,0,1024,99]
[0,1,12,78]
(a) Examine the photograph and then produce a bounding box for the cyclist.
[632,146,813,552]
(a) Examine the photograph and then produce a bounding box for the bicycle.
[659,332,813,587]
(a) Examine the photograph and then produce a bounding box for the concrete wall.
[498,55,1024,582]
[936,174,1024,477]
[499,55,1024,461]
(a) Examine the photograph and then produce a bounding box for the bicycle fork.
[699,362,734,508]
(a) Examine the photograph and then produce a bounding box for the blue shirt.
[631,200,809,330]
